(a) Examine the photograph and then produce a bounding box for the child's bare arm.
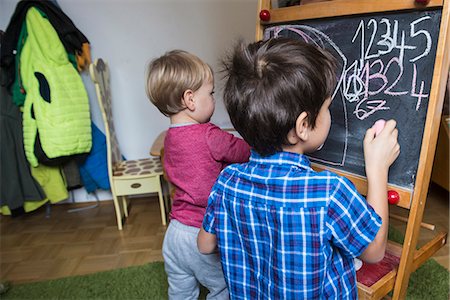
[197,227,218,254]
[360,120,400,263]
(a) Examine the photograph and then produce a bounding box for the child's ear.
[182,89,195,111]
[295,112,310,141]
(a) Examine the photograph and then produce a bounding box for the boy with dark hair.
[197,38,400,299]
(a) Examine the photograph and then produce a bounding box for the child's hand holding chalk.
[372,119,386,137]
[364,119,400,175]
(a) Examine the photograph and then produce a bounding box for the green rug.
[3,228,449,299]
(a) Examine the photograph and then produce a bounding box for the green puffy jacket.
[21,7,91,167]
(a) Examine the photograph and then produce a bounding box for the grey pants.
[162,219,229,300]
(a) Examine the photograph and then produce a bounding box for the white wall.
[1,0,257,202]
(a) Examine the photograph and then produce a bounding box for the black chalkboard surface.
[264,9,442,190]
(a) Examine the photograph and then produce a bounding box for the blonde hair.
[146,50,213,116]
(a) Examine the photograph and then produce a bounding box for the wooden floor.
[0,183,448,285]
[0,196,167,284]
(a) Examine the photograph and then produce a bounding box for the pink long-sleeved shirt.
[164,123,250,228]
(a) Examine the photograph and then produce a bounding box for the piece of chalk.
[373,119,386,137]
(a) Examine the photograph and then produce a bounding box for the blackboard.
[264,9,442,190]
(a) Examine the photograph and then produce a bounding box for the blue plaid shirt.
[203,151,381,299]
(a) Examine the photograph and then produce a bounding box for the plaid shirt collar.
[249,150,313,171]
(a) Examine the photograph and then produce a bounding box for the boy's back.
[198,38,399,300]
[164,122,249,228]
[203,151,381,299]
[147,49,251,299]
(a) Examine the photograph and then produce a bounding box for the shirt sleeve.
[205,124,250,164]
[202,184,220,234]
[326,176,382,258]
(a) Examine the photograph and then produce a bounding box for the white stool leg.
[157,178,167,225]
[112,193,123,230]
[121,196,128,217]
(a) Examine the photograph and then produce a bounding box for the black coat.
[0,67,46,215]
[0,0,89,89]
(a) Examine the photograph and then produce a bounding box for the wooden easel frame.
[256,0,449,299]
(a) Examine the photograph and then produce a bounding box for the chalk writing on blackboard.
[264,9,441,189]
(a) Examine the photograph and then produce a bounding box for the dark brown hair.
[223,37,337,156]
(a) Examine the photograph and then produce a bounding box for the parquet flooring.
[0,183,448,285]
[0,197,167,284]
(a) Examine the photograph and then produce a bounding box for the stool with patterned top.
[90,58,167,230]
